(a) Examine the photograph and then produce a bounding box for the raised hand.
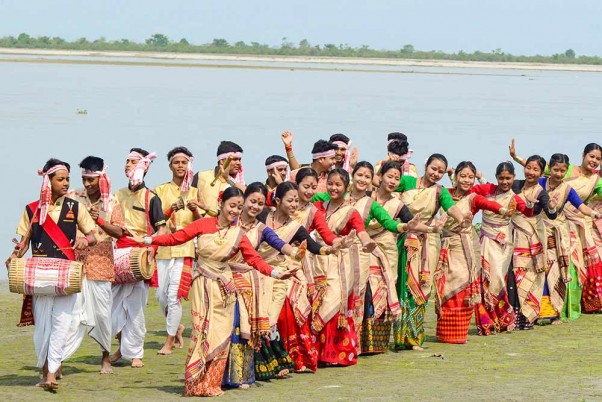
[509,138,516,159]
[406,212,422,232]
[349,147,359,168]
[89,205,100,221]
[433,213,447,233]
[504,197,518,217]
[460,212,473,229]
[294,240,307,260]
[281,130,294,146]
[548,194,559,211]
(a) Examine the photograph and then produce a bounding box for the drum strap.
[27,201,75,261]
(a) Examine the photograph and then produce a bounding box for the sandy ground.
[0,283,601,401]
[1,47,602,73]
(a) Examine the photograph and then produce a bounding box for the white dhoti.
[63,279,113,358]
[156,258,183,336]
[111,281,148,359]
[33,294,77,373]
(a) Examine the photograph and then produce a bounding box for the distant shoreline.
[2,48,602,73]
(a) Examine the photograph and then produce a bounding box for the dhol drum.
[113,247,156,284]
[9,257,83,296]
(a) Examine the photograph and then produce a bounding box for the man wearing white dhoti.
[110,148,167,368]
[154,147,200,355]
[64,156,124,374]
[7,158,96,390]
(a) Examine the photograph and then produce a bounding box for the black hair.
[380,161,403,176]
[43,158,71,177]
[244,182,268,200]
[265,155,288,166]
[216,141,243,156]
[329,133,350,145]
[275,182,298,202]
[327,168,350,188]
[129,147,149,157]
[311,139,338,156]
[495,161,515,176]
[425,153,448,169]
[583,143,602,157]
[79,156,104,172]
[454,161,477,175]
[388,139,410,157]
[352,161,374,177]
[167,146,193,161]
[549,153,570,168]
[295,167,319,185]
[221,186,244,203]
[525,155,546,172]
[387,132,408,142]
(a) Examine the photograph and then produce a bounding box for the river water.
[1,55,602,278]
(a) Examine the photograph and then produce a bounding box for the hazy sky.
[0,0,601,56]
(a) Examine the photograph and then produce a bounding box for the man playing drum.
[110,148,168,368]
[7,158,97,390]
[154,147,201,355]
[65,156,124,374]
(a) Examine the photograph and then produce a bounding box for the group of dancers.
[7,131,602,396]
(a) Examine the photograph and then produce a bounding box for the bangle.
[143,236,153,245]
[499,208,507,215]
[548,208,557,214]
[96,217,106,227]
[285,144,293,152]
[270,269,280,278]
[427,226,434,233]
[319,247,328,256]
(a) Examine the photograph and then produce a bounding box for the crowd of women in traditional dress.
[6,130,602,396]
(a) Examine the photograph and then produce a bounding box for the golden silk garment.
[542,181,572,314]
[434,194,480,314]
[185,226,244,396]
[400,184,442,305]
[479,190,514,309]
[365,195,404,321]
[228,223,270,345]
[195,169,231,218]
[511,185,548,324]
[154,181,199,259]
[563,173,600,285]
[311,204,361,332]
[257,217,303,327]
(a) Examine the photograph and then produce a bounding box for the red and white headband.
[312,149,336,160]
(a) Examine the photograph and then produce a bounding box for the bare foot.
[100,355,113,374]
[239,384,250,389]
[35,378,47,387]
[157,346,173,356]
[551,319,563,325]
[276,369,289,378]
[131,358,144,368]
[42,372,59,391]
[412,346,424,351]
[55,365,63,380]
[175,324,185,349]
[109,350,122,364]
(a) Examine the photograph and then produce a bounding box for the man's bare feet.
[42,372,59,391]
[109,350,122,364]
[412,345,424,351]
[101,353,113,374]
[131,358,144,368]
[157,347,173,356]
[175,324,185,349]
[55,364,63,380]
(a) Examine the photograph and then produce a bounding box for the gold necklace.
[325,201,344,221]
[214,223,231,246]
[270,211,290,230]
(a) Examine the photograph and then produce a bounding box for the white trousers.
[33,294,77,373]
[63,279,113,358]
[156,258,183,336]
[111,281,148,359]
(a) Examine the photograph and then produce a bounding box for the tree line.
[0,33,597,65]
